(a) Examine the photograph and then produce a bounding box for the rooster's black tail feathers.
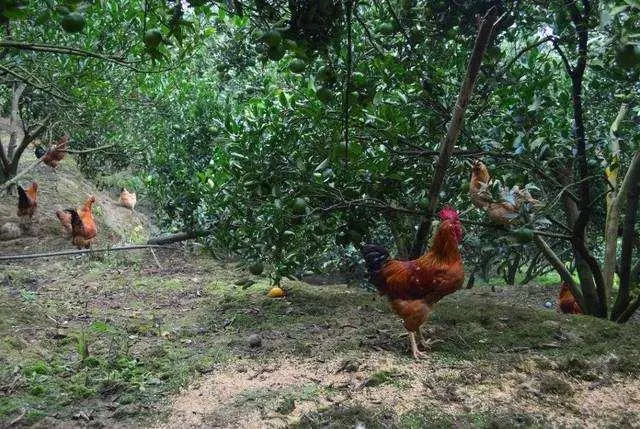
[361,244,389,275]
[17,186,29,207]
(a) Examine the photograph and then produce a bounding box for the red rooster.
[362,206,465,359]
[17,181,38,226]
[64,195,97,249]
[558,282,582,315]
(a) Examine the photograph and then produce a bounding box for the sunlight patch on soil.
[157,353,640,428]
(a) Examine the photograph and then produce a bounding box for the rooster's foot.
[412,349,428,359]
[409,332,428,360]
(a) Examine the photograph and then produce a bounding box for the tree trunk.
[505,252,521,285]
[612,154,640,320]
[554,0,607,318]
[7,82,25,160]
[384,214,409,259]
[409,9,501,258]
[602,104,628,302]
[533,235,584,310]
[520,251,541,285]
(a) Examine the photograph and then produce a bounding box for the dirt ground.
[2,154,640,428]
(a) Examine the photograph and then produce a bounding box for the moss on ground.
[2,252,640,427]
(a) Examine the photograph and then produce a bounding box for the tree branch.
[0,245,174,261]
[533,234,585,309]
[409,8,500,258]
[1,156,45,189]
[603,104,629,301]
[501,35,554,74]
[9,113,52,176]
[551,38,573,75]
[65,143,117,154]
[0,63,72,103]
[0,136,10,173]
[1,133,64,189]
[0,41,141,70]
[612,157,640,320]
[0,41,187,74]
[7,81,26,160]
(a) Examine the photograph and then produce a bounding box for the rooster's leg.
[409,332,427,359]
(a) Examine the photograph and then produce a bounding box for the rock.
[0,222,21,241]
[544,301,553,309]
[248,334,262,348]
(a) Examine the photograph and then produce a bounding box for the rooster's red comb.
[438,205,459,221]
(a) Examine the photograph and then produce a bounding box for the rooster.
[36,135,69,169]
[469,159,541,225]
[119,188,137,211]
[64,195,97,249]
[362,206,464,359]
[17,181,38,226]
[558,282,582,315]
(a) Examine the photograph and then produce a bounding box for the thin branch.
[353,10,386,58]
[551,38,573,75]
[500,35,554,74]
[0,63,72,103]
[533,234,585,309]
[1,156,45,189]
[9,113,52,176]
[462,219,572,239]
[65,143,117,154]
[0,245,174,261]
[0,41,188,74]
[382,0,413,52]
[545,175,596,212]
[2,132,62,190]
[0,41,141,69]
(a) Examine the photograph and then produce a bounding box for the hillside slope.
[0,152,149,255]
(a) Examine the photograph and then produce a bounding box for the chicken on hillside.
[119,188,137,211]
[362,206,464,359]
[17,181,38,226]
[469,159,492,208]
[64,195,97,249]
[469,159,541,225]
[558,282,582,315]
[55,209,72,235]
[36,134,69,169]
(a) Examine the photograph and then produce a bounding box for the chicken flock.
[12,141,581,360]
[14,135,136,250]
